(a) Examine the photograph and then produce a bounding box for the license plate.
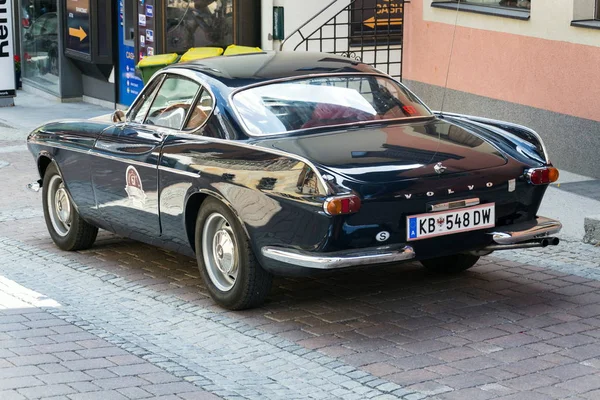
[406,203,495,241]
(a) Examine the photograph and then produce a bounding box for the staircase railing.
[280,0,404,81]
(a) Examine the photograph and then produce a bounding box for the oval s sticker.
[376,231,391,242]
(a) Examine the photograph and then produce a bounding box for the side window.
[145,77,201,129]
[129,78,162,124]
[184,89,214,130]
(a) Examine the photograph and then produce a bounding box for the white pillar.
[261,0,274,50]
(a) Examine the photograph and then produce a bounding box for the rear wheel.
[420,254,480,274]
[42,163,98,251]
[195,198,272,310]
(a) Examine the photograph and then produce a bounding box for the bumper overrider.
[261,216,562,270]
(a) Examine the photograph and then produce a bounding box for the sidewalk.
[1,90,597,243]
[0,90,111,142]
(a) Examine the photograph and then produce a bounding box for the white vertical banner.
[0,0,15,98]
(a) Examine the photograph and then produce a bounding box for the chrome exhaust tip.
[477,236,561,252]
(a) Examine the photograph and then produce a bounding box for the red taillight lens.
[323,195,361,215]
[526,167,559,185]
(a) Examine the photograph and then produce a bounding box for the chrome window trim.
[228,72,435,138]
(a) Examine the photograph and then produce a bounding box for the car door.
[91,73,203,243]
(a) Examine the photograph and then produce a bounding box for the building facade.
[402,0,600,177]
[14,0,600,176]
[17,0,260,107]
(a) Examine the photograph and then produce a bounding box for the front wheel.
[195,198,272,310]
[420,254,480,274]
[42,162,98,251]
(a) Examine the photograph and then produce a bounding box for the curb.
[584,214,600,245]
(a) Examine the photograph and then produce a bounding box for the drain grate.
[554,180,600,202]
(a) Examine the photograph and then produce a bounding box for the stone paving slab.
[0,275,220,400]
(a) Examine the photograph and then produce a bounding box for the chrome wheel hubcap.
[47,175,72,237]
[202,213,238,292]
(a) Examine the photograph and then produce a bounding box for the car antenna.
[439,1,462,119]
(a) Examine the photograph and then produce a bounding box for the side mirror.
[111,110,126,123]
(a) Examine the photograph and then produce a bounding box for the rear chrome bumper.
[261,245,415,270]
[261,216,561,270]
[490,216,562,245]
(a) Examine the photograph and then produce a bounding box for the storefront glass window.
[20,0,60,94]
[166,0,234,54]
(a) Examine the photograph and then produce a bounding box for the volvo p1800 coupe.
[27,52,561,309]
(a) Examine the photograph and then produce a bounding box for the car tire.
[195,198,273,310]
[42,162,98,251]
[420,254,480,274]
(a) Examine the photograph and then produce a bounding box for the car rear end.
[231,72,561,274]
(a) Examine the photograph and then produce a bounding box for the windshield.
[232,75,432,136]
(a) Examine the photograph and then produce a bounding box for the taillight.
[525,166,559,185]
[323,194,361,215]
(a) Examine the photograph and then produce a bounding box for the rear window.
[232,75,432,136]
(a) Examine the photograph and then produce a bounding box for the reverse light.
[525,166,559,185]
[323,194,362,216]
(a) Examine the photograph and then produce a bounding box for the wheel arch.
[37,152,53,182]
[183,189,251,254]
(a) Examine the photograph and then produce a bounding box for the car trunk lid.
[253,118,507,184]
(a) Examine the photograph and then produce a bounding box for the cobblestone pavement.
[3,131,600,399]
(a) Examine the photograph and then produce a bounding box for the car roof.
[170,51,384,89]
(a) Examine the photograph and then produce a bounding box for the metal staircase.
[281,0,405,80]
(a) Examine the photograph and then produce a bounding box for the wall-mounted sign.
[118,0,143,106]
[65,0,91,57]
[0,0,15,98]
[351,0,403,46]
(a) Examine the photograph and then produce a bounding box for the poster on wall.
[65,0,91,58]
[118,0,144,106]
[0,0,16,98]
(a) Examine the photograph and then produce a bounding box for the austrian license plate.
[406,203,495,241]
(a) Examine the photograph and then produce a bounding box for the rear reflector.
[323,195,362,216]
[526,167,559,185]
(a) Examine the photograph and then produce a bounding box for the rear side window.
[232,75,432,136]
[184,89,214,130]
[145,77,201,129]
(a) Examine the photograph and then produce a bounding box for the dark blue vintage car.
[27,52,562,309]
